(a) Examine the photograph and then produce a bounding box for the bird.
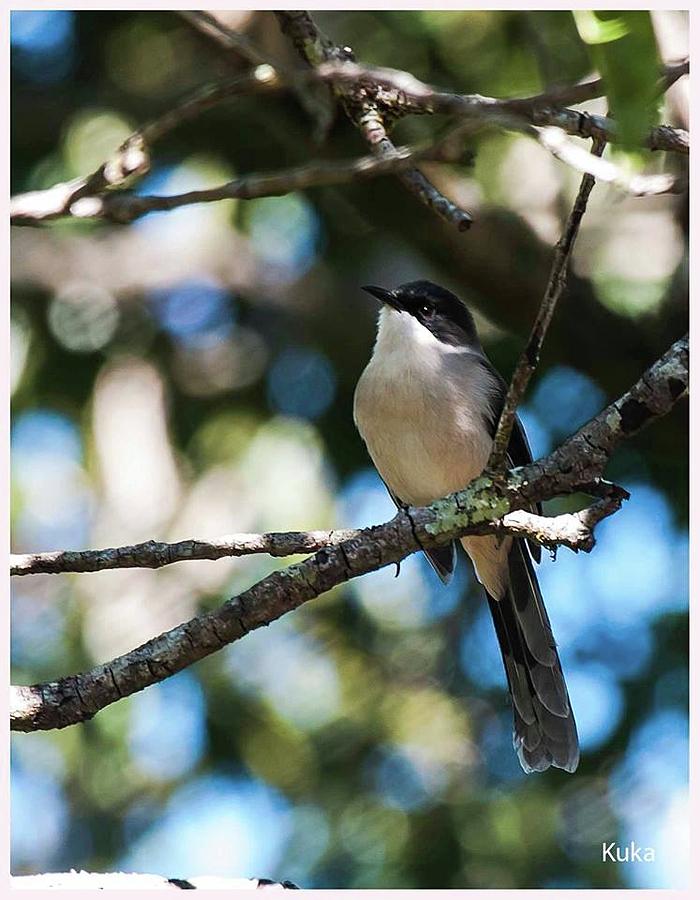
[353,279,579,774]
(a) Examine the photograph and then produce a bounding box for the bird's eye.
[420,303,432,316]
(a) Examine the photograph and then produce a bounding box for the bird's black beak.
[361,284,402,311]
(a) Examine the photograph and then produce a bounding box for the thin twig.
[503,57,688,112]
[313,59,690,154]
[178,9,335,143]
[178,10,271,67]
[12,132,472,226]
[10,335,688,731]
[537,128,679,196]
[488,135,607,471]
[8,65,284,226]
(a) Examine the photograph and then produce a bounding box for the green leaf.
[573,10,661,150]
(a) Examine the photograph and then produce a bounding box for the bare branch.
[500,484,629,553]
[504,57,688,111]
[178,9,335,142]
[9,66,282,226]
[488,136,606,470]
[10,335,687,732]
[178,10,271,67]
[11,528,361,577]
[537,128,679,196]
[12,131,472,226]
[313,59,690,154]
[530,107,689,156]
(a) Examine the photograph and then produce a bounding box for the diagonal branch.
[9,66,282,226]
[11,335,687,732]
[488,135,606,471]
[179,10,272,67]
[178,9,335,143]
[488,155,603,467]
[503,57,688,112]
[13,131,473,226]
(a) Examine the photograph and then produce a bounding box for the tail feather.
[423,542,456,584]
[486,539,579,774]
[510,550,557,667]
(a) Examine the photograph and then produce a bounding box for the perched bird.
[353,280,579,774]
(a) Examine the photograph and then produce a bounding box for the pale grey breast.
[354,308,498,508]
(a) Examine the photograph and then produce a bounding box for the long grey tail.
[486,539,579,774]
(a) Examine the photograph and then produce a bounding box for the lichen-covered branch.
[10,335,687,733]
[499,484,629,553]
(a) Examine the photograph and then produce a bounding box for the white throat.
[373,306,465,362]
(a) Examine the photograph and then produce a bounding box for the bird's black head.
[362,280,480,348]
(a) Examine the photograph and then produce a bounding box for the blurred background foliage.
[10,9,688,890]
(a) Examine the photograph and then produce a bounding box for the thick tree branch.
[488,136,606,470]
[10,335,687,733]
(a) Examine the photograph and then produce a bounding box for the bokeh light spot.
[565,665,623,751]
[11,11,75,83]
[150,278,234,346]
[531,365,606,440]
[267,346,336,420]
[248,194,322,282]
[128,672,206,782]
[119,775,291,879]
[63,109,135,178]
[48,282,119,353]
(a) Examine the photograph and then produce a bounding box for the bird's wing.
[477,356,543,563]
[380,477,456,584]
